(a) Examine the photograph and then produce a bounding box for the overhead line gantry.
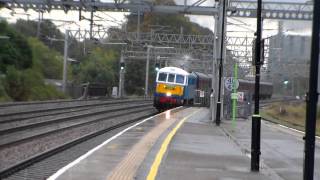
[0,0,314,20]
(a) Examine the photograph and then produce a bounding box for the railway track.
[0,98,149,123]
[0,98,156,179]
[0,97,111,108]
[260,97,301,108]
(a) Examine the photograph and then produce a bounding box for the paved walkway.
[221,118,320,180]
[136,108,273,180]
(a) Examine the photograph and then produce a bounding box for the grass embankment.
[261,102,320,136]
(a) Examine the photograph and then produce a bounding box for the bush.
[0,78,11,102]
[27,84,65,100]
[4,67,65,101]
[4,66,29,101]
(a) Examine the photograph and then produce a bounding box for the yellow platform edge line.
[146,109,201,180]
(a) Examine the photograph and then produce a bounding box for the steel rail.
[0,109,157,179]
[0,98,109,108]
[0,102,151,135]
[0,103,152,147]
[0,98,150,123]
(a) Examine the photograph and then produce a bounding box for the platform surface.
[221,118,320,180]
[49,107,320,180]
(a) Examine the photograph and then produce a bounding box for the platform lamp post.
[251,0,262,172]
[303,0,320,179]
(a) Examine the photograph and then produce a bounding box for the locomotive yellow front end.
[156,83,184,97]
[153,67,188,110]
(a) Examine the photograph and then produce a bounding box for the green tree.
[0,20,33,73]
[78,47,119,93]
[28,37,63,79]
[0,20,66,101]
[124,60,145,95]
[13,19,88,63]
[14,19,64,52]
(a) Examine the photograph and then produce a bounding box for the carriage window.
[176,75,185,84]
[168,74,175,82]
[158,73,167,82]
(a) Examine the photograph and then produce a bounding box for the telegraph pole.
[303,0,320,179]
[89,7,94,39]
[36,10,42,38]
[118,50,125,98]
[137,10,141,41]
[251,0,262,171]
[145,45,151,97]
[216,0,227,126]
[62,29,69,93]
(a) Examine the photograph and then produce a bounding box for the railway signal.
[120,62,125,70]
[155,63,160,71]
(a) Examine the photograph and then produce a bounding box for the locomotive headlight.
[166,92,172,97]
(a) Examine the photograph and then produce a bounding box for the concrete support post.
[118,51,125,98]
[90,8,94,39]
[89,0,94,39]
[145,46,151,97]
[36,10,42,38]
[215,0,226,125]
[62,29,69,93]
[137,9,141,41]
[211,15,218,122]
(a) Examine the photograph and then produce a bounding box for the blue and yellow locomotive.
[153,67,211,110]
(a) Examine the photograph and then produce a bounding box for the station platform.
[48,107,320,180]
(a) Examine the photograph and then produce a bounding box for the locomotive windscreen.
[158,73,167,82]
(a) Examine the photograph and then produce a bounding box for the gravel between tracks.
[0,106,154,172]
[0,102,150,132]
[3,109,157,180]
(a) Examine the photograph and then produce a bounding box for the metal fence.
[223,91,253,119]
[194,90,211,107]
